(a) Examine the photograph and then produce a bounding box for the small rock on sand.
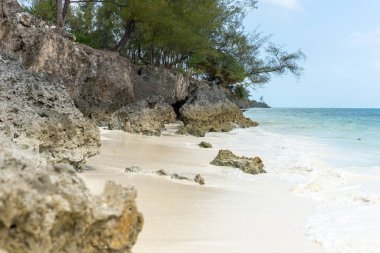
[199,141,212,148]
[194,174,205,185]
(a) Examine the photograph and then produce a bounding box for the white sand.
[79,127,327,253]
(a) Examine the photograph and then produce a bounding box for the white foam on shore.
[206,127,380,253]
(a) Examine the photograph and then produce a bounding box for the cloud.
[263,0,301,10]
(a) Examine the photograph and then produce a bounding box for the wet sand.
[79,128,327,253]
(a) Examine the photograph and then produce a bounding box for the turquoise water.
[245,108,380,173]
[241,108,380,252]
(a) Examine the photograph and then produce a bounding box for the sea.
[218,108,380,253]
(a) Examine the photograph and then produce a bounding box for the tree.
[28,0,305,90]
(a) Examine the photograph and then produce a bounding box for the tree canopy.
[26,0,305,89]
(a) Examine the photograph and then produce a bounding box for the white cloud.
[263,0,301,10]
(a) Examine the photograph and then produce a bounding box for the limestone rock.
[194,174,205,185]
[210,149,266,175]
[179,84,258,137]
[0,0,22,19]
[124,165,142,173]
[0,136,143,253]
[0,54,100,170]
[199,141,212,148]
[109,99,176,136]
[155,169,168,176]
[15,12,33,27]
[0,14,189,123]
[171,173,190,181]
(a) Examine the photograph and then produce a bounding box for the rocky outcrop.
[0,12,189,122]
[0,0,21,18]
[0,4,258,137]
[178,84,258,137]
[0,54,100,170]
[0,135,143,253]
[108,98,176,135]
[210,150,266,175]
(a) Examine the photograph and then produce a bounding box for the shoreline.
[79,127,326,253]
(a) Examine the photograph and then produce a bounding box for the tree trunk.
[113,19,135,51]
[61,0,70,27]
[56,0,63,27]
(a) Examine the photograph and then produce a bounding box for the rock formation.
[0,0,21,18]
[0,54,100,170]
[0,53,143,253]
[178,84,258,137]
[210,150,266,175]
[0,13,189,123]
[0,5,144,249]
[0,135,143,253]
[108,99,176,135]
[0,1,258,137]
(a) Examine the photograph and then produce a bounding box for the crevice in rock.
[171,99,187,120]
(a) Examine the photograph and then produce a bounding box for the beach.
[79,127,327,253]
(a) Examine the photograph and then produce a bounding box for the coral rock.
[211,149,266,175]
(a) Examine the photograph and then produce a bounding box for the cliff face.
[0,6,257,136]
[0,54,100,169]
[0,53,143,253]
[0,16,189,121]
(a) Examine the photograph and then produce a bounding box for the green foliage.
[27,0,305,89]
[27,0,56,23]
[233,85,251,100]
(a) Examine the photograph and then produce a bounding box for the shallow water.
[221,108,380,253]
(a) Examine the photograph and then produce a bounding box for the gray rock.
[0,0,22,19]
[194,174,205,185]
[0,13,189,124]
[178,84,258,137]
[155,169,168,176]
[199,141,212,148]
[109,99,176,135]
[210,149,266,175]
[0,136,143,253]
[124,165,142,173]
[0,55,100,170]
[171,173,190,181]
[16,12,33,27]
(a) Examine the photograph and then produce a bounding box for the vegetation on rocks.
[26,0,305,93]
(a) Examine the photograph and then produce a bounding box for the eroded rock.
[179,84,258,137]
[194,174,205,185]
[124,165,142,173]
[0,13,189,123]
[0,54,100,170]
[210,149,266,175]
[0,135,143,253]
[108,99,176,135]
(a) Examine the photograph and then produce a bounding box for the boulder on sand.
[210,149,266,175]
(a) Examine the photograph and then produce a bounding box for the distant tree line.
[26,0,305,96]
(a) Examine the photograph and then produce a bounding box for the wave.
[207,126,380,253]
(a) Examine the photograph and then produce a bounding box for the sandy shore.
[79,126,327,253]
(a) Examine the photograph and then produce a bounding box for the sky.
[244,0,380,108]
